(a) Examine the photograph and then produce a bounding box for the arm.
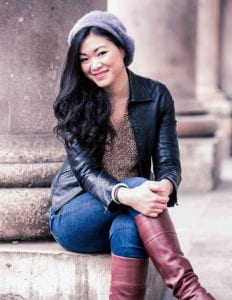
[152,86,182,206]
[117,87,180,216]
[65,138,123,212]
[65,136,171,217]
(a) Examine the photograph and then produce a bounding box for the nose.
[91,58,102,71]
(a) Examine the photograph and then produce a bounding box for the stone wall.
[0,0,106,241]
[0,0,105,135]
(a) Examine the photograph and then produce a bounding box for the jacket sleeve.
[65,138,121,213]
[152,86,182,206]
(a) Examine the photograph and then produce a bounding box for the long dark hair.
[53,26,125,162]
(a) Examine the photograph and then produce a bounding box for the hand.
[117,180,170,217]
[153,179,173,197]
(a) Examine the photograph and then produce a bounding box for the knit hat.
[68,10,135,66]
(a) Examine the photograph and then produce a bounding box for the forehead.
[80,33,113,53]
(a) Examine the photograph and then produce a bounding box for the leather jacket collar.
[128,69,152,103]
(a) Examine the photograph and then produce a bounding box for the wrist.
[161,179,173,195]
[116,187,132,205]
[111,183,128,205]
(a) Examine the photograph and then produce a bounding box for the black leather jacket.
[51,70,181,213]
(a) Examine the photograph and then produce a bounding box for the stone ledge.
[0,188,50,240]
[0,135,65,163]
[0,162,62,187]
[0,241,166,300]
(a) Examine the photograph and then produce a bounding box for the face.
[79,33,126,91]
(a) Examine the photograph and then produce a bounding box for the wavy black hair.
[53,26,126,162]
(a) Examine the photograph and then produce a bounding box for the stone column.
[220,0,232,99]
[220,0,232,155]
[109,0,197,102]
[196,0,220,96]
[0,0,106,240]
[196,0,232,156]
[108,0,220,191]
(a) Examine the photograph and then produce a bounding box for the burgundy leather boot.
[135,209,215,300]
[109,254,148,300]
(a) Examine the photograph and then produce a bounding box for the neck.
[104,68,130,103]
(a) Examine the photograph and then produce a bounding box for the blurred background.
[0,0,231,299]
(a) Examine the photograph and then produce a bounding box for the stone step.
[0,188,50,240]
[0,162,62,187]
[0,134,65,164]
[0,241,166,300]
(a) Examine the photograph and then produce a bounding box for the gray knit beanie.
[68,10,135,66]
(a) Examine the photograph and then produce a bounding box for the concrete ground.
[163,157,232,299]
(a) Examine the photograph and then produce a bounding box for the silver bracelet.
[111,183,128,205]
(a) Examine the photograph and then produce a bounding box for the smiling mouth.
[92,70,108,80]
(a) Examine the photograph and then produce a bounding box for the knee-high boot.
[135,209,215,300]
[109,254,148,300]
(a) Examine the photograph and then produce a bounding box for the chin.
[95,80,111,89]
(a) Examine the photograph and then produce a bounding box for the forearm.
[65,140,122,212]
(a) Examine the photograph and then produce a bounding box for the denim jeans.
[49,177,148,258]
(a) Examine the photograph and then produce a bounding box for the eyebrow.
[79,45,107,56]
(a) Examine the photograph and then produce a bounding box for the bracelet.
[111,183,128,205]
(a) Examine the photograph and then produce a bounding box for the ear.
[120,48,126,59]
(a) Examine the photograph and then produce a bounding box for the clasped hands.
[117,179,173,217]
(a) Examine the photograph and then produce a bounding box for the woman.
[49,10,215,299]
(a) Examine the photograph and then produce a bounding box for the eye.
[80,57,89,63]
[98,51,107,57]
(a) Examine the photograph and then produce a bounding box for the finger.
[154,208,164,214]
[149,208,165,217]
[151,203,167,210]
[158,208,165,213]
[149,211,165,218]
[147,212,159,218]
[148,181,165,193]
[153,195,169,204]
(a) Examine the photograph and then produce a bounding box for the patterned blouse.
[102,112,140,180]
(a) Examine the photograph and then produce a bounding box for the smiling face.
[79,33,127,92]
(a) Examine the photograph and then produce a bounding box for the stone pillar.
[108,0,220,191]
[196,0,232,157]
[220,0,232,99]
[196,0,220,95]
[0,0,106,240]
[109,0,198,103]
[220,0,232,155]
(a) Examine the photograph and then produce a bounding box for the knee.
[110,214,147,258]
[122,177,147,189]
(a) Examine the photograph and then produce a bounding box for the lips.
[92,70,108,81]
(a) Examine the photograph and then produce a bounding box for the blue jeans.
[49,177,148,258]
